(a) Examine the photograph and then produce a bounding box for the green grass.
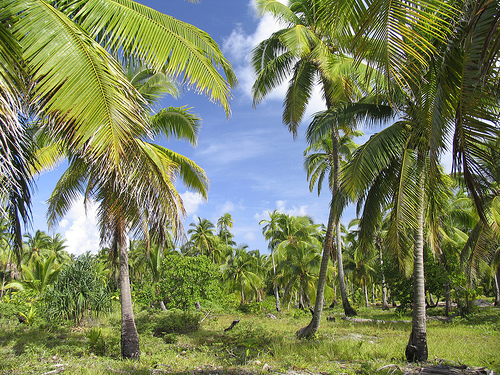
[0,303,498,374]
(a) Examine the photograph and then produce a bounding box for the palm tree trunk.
[378,241,390,310]
[297,197,335,338]
[494,271,500,307]
[119,235,140,360]
[364,284,370,307]
[405,171,428,362]
[338,244,356,316]
[272,252,281,312]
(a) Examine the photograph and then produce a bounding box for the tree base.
[121,318,140,360]
[344,304,357,317]
[405,330,428,362]
[296,323,316,339]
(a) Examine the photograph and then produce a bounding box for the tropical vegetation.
[0,0,498,371]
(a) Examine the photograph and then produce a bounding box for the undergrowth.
[0,299,498,374]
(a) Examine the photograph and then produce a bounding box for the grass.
[0,302,498,374]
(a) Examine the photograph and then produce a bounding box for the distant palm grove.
[0,0,498,368]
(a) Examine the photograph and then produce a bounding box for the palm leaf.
[69,0,236,115]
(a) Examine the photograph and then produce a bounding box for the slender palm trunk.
[338,244,356,315]
[272,252,281,312]
[405,171,428,362]
[119,235,140,360]
[296,198,334,338]
[494,271,500,307]
[378,240,390,310]
[364,284,370,307]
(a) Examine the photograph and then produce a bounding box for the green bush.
[42,253,111,325]
[151,309,202,337]
[157,255,222,311]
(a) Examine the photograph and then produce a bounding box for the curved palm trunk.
[296,198,334,338]
[297,131,354,339]
[119,235,140,360]
[405,171,428,362]
[494,271,500,307]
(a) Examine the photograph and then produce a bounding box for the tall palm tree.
[0,0,236,273]
[45,64,210,359]
[217,213,234,250]
[331,0,499,361]
[303,129,362,317]
[260,210,285,311]
[252,0,395,338]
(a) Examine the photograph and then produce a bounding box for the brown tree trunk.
[405,171,428,362]
[119,235,140,360]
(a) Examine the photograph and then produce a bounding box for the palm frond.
[69,0,236,115]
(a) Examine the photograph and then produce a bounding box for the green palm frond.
[149,107,200,146]
[353,0,456,90]
[69,0,236,115]
[8,0,150,166]
[284,59,317,135]
[342,121,409,199]
[255,0,302,25]
[139,142,209,200]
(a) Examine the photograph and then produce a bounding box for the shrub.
[42,253,111,325]
[151,309,202,337]
[157,255,222,310]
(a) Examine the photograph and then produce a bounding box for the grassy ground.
[0,303,498,374]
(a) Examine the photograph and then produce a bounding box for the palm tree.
[271,215,322,309]
[0,0,236,275]
[260,210,285,312]
[217,213,235,250]
[339,0,499,361]
[6,254,62,296]
[187,217,217,260]
[45,64,210,359]
[221,245,262,305]
[303,129,362,317]
[23,230,52,265]
[252,0,395,338]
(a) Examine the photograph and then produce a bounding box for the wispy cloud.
[254,199,309,222]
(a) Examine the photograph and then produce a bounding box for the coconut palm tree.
[260,210,285,312]
[252,0,397,338]
[0,0,236,275]
[217,213,235,250]
[329,0,499,360]
[45,63,210,359]
[187,217,217,260]
[221,245,263,305]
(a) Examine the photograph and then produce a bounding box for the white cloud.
[223,0,326,120]
[219,200,235,214]
[58,197,100,256]
[254,200,309,221]
[180,191,206,217]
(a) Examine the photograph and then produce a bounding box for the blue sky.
[31,0,451,255]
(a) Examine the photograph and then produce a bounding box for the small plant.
[86,327,107,356]
[17,305,36,326]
